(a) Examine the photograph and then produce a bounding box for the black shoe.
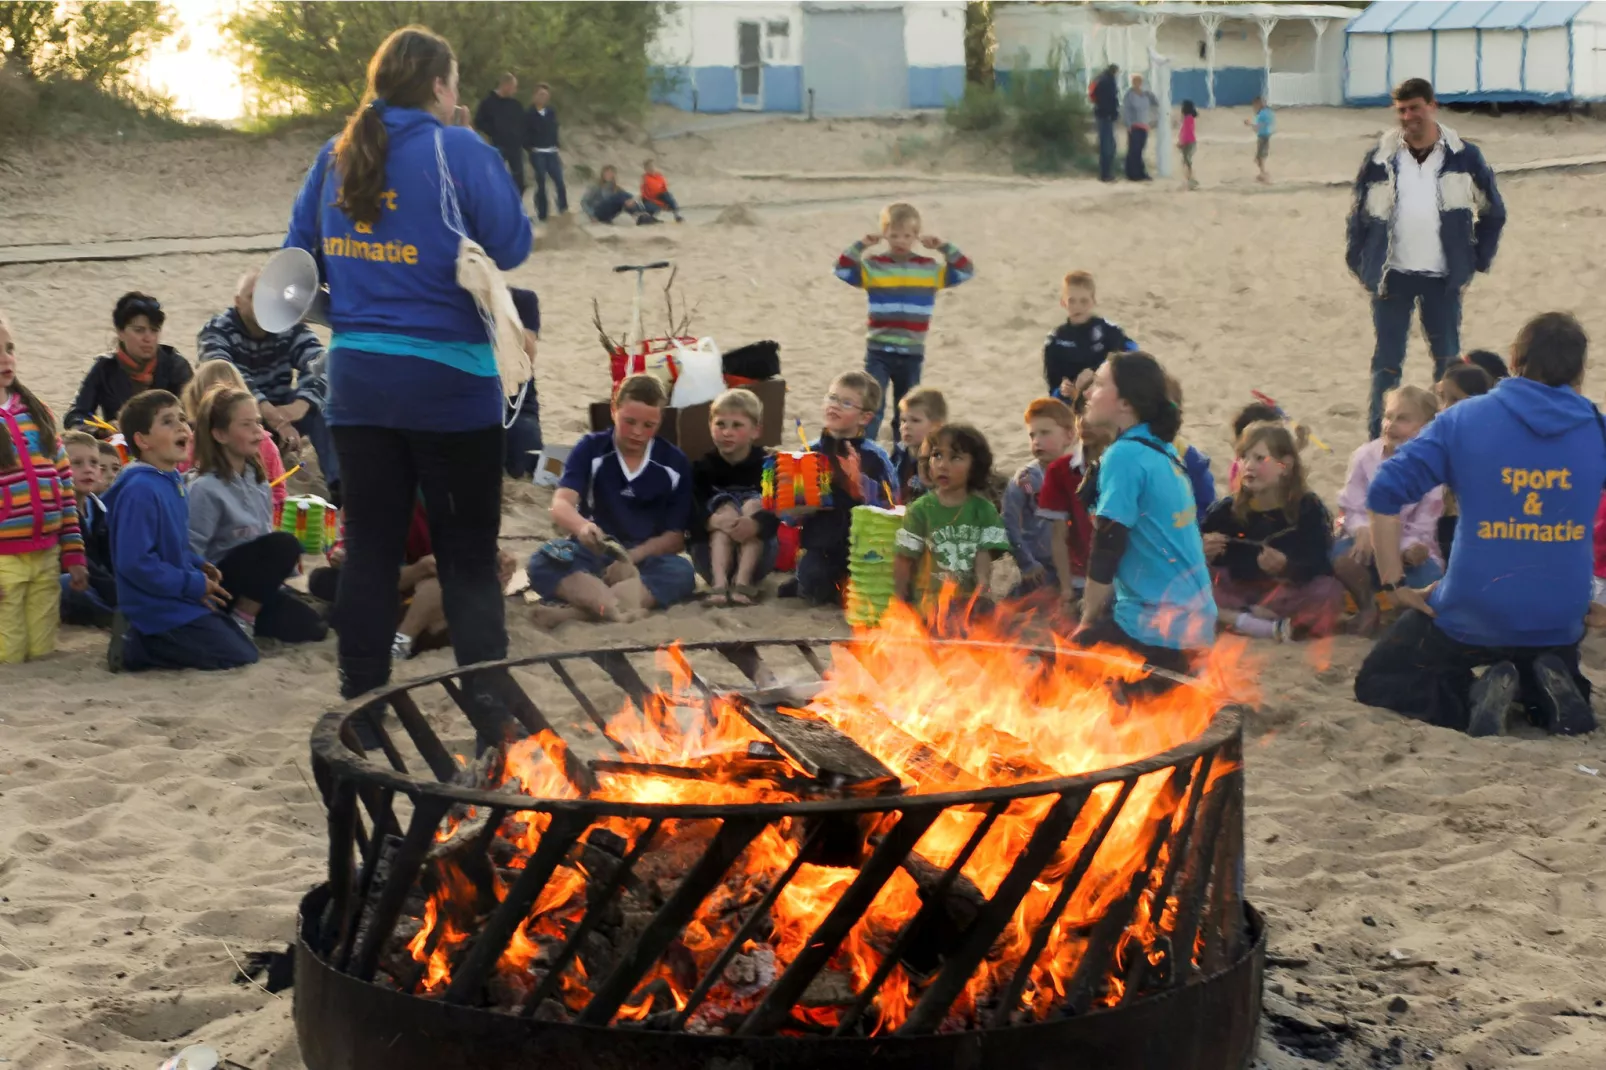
[106,611,127,673]
[1533,653,1596,736]
[776,578,800,599]
[1466,661,1518,737]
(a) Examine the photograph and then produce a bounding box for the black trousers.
[1125,126,1150,180]
[497,144,527,192]
[331,424,507,699]
[217,532,326,643]
[1354,609,1590,733]
[1074,614,1199,693]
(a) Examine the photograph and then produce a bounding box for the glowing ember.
[401,601,1248,1033]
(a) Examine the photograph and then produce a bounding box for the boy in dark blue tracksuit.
[1355,313,1602,738]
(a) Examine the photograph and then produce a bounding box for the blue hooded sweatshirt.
[102,462,211,636]
[1367,378,1606,648]
[284,105,532,433]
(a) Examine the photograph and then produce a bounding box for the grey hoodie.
[1121,87,1160,129]
[187,468,272,562]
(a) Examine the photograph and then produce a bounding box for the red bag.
[609,336,697,388]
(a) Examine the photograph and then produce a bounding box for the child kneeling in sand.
[894,424,1011,617]
[527,374,695,624]
[1333,386,1443,635]
[104,391,256,672]
[692,389,779,605]
[1201,422,1343,641]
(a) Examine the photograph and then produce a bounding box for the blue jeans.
[643,191,681,219]
[123,611,260,672]
[864,347,923,443]
[795,547,849,606]
[1097,116,1117,181]
[529,151,567,220]
[293,404,340,492]
[1332,535,1444,589]
[588,190,636,224]
[1369,271,1461,439]
[60,563,116,627]
[527,538,698,609]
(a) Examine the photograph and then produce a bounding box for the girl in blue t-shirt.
[1074,352,1216,678]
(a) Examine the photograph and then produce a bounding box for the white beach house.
[651,1,968,116]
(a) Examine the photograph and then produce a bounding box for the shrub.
[945,44,1090,174]
[945,84,1006,133]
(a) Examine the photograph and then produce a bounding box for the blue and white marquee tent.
[1345,1,1606,105]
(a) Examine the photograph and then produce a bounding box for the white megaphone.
[254,247,330,333]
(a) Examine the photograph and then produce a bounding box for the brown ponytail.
[333,25,456,227]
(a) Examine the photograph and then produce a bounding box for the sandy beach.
[2,105,1605,1069]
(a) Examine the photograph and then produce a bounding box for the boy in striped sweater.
[835,202,973,444]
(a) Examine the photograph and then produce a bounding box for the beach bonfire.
[296,605,1264,1070]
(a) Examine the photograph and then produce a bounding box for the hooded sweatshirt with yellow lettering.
[1368,377,1606,647]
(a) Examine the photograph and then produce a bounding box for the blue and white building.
[992,2,1359,107]
[651,1,968,116]
[1344,1,1606,106]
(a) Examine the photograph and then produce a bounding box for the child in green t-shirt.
[893,423,1011,614]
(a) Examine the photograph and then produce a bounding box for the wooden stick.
[268,464,302,488]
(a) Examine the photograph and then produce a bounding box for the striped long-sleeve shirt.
[0,394,84,568]
[834,241,974,356]
[196,309,329,410]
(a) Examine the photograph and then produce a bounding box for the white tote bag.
[435,130,534,424]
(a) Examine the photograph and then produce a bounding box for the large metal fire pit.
[296,638,1263,1070]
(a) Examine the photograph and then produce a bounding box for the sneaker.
[106,611,127,673]
[391,631,415,662]
[230,611,257,638]
[1467,661,1519,737]
[1532,653,1596,736]
[1272,619,1292,643]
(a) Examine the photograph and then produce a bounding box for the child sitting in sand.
[60,429,117,628]
[1003,398,1074,596]
[104,390,256,672]
[581,165,648,225]
[1432,365,1494,565]
[1166,374,1216,523]
[788,371,895,605]
[1040,391,1110,610]
[527,374,696,624]
[187,387,326,644]
[1202,422,1343,641]
[639,158,683,223]
[692,388,780,605]
[894,423,1011,615]
[1333,386,1444,636]
[0,313,89,663]
[836,202,974,442]
[1463,349,1509,383]
[183,359,290,508]
[891,386,945,503]
[1226,398,1309,490]
[98,441,122,485]
[1043,270,1134,400]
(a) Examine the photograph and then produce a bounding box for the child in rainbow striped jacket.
[835,202,973,444]
[0,312,90,663]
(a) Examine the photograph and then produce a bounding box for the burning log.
[895,851,989,975]
[734,700,900,796]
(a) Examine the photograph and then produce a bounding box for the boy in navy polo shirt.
[527,375,696,625]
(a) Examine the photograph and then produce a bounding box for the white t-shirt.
[1387,140,1448,276]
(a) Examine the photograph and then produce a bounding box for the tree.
[225,2,667,120]
[963,1,995,87]
[0,1,173,87]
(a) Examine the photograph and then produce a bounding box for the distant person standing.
[474,72,527,193]
[1090,65,1120,183]
[1346,78,1506,440]
[1121,74,1159,182]
[525,82,568,222]
[1245,96,1274,184]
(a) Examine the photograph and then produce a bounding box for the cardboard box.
[588,377,788,462]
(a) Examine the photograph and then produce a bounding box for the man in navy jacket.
[1346,78,1505,440]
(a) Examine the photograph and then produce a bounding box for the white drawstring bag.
[435,129,533,427]
[669,337,725,408]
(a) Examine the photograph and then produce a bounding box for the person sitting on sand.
[639,158,683,223]
[196,270,338,503]
[1354,312,1604,738]
[66,292,193,435]
[1333,386,1444,636]
[181,358,290,509]
[1202,422,1343,641]
[581,165,648,225]
[1073,352,1215,674]
[60,429,117,629]
[526,374,695,625]
[691,389,779,606]
[894,423,1011,620]
[1431,365,1494,565]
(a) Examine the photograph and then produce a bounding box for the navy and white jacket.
[197,309,328,411]
[1345,125,1506,295]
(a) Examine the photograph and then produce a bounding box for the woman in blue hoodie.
[283,26,532,710]
[1356,313,1604,738]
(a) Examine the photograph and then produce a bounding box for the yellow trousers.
[0,548,60,664]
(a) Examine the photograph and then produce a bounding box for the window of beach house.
[765,19,790,61]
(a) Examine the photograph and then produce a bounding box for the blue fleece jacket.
[284,106,532,432]
[1345,125,1506,295]
[103,463,211,636]
[1367,378,1606,648]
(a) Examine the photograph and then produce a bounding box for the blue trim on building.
[764,65,804,112]
[908,65,965,109]
[1172,68,1210,108]
[1348,89,1585,105]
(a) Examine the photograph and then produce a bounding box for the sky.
[140,0,247,121]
